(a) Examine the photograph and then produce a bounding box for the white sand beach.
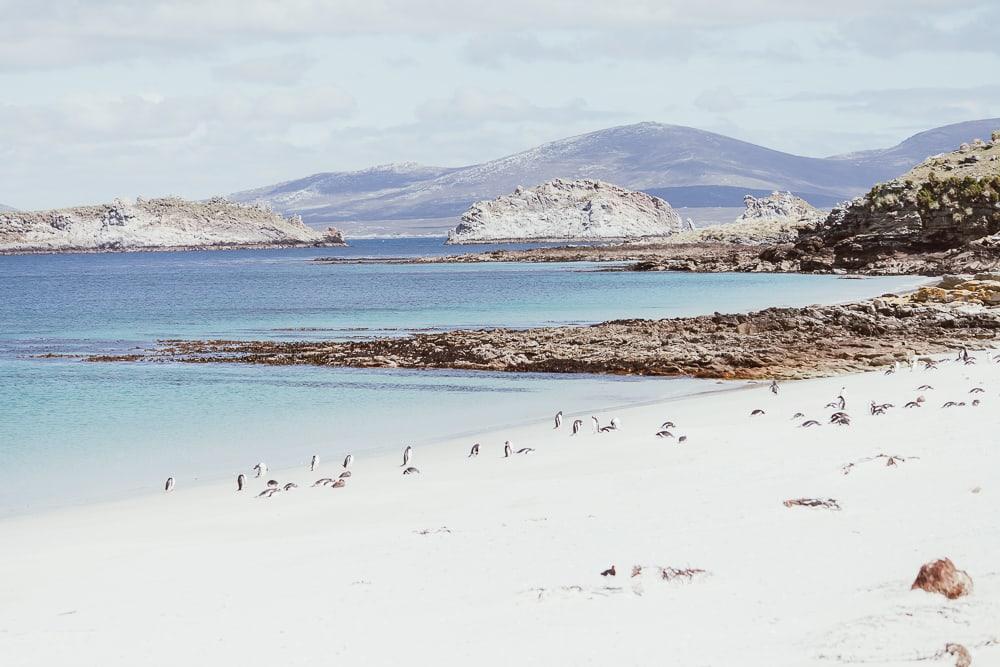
[1,352,998,666]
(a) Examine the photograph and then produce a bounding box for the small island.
[0,196,346,254]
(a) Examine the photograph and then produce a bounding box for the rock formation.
[87,278,1000,381]
[911,558,973,599]
[0,196,346,254]
[781,132,1000,274]
[446,179,682,244]
[666,191,824,245]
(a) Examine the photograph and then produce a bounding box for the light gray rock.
[0,196,346,254]
[446,179,682,244]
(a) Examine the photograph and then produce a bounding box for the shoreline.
[0,375,752,521]
[3,352,997,665]
[0,240,348,256]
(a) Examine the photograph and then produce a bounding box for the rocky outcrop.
[912,273,1000,305]
[0,197,347,254]
[86,282,1000,381]
[783,132,1000,274]
[665,191,824,245]
[446,179,682,244]
[911,558,973,600]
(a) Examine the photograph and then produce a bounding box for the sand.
[1,352,998,666]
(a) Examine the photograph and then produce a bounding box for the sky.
[1,0,998,210]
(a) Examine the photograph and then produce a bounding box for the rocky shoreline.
[84,280,1000,380]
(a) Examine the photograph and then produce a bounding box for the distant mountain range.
[233,118,1000,233]
[0,203,16,212]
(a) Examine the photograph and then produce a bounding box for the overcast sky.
[1,0,998,209]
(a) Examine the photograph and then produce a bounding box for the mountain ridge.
[232,119,1000,232]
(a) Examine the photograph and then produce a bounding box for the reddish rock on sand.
[911,558,973,599]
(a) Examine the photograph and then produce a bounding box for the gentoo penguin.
[800,420,821,427]
[504,441,513,458]
[468,443,480,457]
[312,478,335,487]
[339,471,352,479]
[790,412,804,420]
[236,473,246,491]
[969,387,985,394]
[661,421,676,429]
[283,482,298,491]
[257,488,278,498]
[343,453,353,469]
[402,466,420,475]
[253,462,267,478]
[591,416,600,433]
[655,430,674,438]
[678,435,688,443]
[770,380,779,395]
[554,411,563,429]
[164,477,175,493]
[310,455,319,472]
[266,479,279,489]
[572,419,583,435]
[609,417,620,430]
[750,409,765,416]
[515,447,535,455]
[401,445,413,467]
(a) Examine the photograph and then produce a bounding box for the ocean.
[0,239,923,514]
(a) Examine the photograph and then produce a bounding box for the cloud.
[694,87,745,113]
[829,4,1000,57]
[413,87,620,126]
[0,0,987,70]
[785,85,1000,122]
[213,53,318,85]
[0,86,357,148]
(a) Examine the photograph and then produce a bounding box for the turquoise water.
[0,240,923,514]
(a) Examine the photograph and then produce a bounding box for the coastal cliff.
[779,132,1000,274]
[446,178,683,244]
[0,197,346,254]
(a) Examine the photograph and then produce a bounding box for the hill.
[231,120,1000,231]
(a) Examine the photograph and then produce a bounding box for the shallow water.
[0,240,923,514]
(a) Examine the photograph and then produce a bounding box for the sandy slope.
[1,353,998,666]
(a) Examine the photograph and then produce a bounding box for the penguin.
[600,565,616,577]
[591,416,600,433]
[312,478,335,487]
[790,412,804,420]
[750,409,765,416]
[310,455,319,472]
[266,479,279,489]
[770,380,779,395]
[655,430,674,438]
[253,462,267,478]
[257,488,278,498]
[401,446,413,467]
[283,482,298,491]
[236,473,246,491]
[572,419,583,435]
[164,477,175,493]
[338,471,352,479]
[969,387,985,394]
[554,411,563,429]
[402,467,420,475]
[332,478,347,487]
[468,443,480,457]
[609,417,621,430]
[504,441,513,458]
[800,420,821,427]
[343,453,353,469]
[661,421,676,429]
[515,447,535,455]
[678,435,688,443]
